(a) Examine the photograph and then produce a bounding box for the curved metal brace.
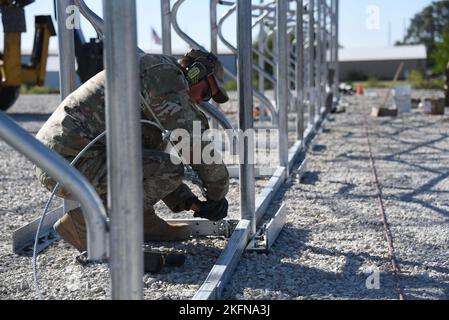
[217,4,237,54]
[0,113,108,260]
[215,4,279,121]
[74,0,104,38]
[218,4,275,76]
[75,0,233,133]
[199,102,234,131]
[263,29,275,61]
[74,0,145,55]
[172,0,206,50]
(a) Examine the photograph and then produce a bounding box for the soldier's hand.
[192,198,228,222]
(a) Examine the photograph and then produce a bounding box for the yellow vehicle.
[0,0,55,111]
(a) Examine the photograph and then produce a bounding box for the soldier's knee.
[35,165,74,199]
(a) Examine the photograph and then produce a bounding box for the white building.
[339,45,427,81]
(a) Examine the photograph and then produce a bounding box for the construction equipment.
[0,0,56,111]
[0,0,105,111]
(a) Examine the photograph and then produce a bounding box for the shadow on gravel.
[312,144,327,153]
[228,226,449,299]
[301,171,320,185]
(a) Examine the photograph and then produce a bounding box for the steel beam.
[237,0,256,236]
[315,0,322,120]
[333,0,339,105]
[57,0,80,216]
[308,0,316,127]
[103,0,143,300]
[296,0,305,141]
[276,0,289,175]
[161,0,172,55]
[192,220,251,300]
[56,0,76,99]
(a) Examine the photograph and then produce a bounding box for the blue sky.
[0,0,435,52]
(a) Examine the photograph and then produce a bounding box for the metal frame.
[6,0,339,300]
[103,0,144,300]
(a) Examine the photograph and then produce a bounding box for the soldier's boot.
[54,208,87,253]
[144,209,192,242]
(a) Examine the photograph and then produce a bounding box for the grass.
[20,85,59,95]
[352,79,444,90]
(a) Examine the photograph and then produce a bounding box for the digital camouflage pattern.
[36,54,229,215]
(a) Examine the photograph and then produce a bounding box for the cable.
[363,115,405,301]
[33,131,106,299]
[32,118,206,298]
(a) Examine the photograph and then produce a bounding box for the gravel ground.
[1,91,449,300]
[223,89,449,300]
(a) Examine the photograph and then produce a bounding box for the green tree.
[397,1,449,67]
[431,32,449,74]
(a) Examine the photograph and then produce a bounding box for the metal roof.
[339,45,427,62]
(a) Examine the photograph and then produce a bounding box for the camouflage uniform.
[35,54,229,218]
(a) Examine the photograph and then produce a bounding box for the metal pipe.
[277,0,289,173]
[171,0,274,124]
[333,0,339,104]
[75,0,145,56]
[259,0,266,94]
[56,0,77,99]
[76,0,233,133]
[308,0,315,127]
[0,113,108,260]
[74,0,104,39]
[315,0,322,120]
[200,102,234,131]
[322,0,329,113]
[237,0,256,236]
[213,6,278,122]
[57,0,80,220]
[161,0,172,55]
[103,0,143,300]
[210,0,220,130]
[217,5,237,53]
[296,0,305,141]
[171,0,204,49]
[216,5,277,87]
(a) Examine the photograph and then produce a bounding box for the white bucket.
[392,86,412,113]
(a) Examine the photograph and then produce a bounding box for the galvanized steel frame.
[6,0,338,300]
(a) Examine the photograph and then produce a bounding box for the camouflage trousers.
[35,148,185,215]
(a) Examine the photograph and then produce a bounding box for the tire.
[0,84,20,111]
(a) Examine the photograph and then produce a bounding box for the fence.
[2,0,339,300]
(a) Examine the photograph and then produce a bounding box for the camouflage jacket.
[36,54,229,209]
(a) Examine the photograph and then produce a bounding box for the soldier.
[35,50,230,253]
[445,61,449,108]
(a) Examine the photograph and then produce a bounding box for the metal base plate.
[247,203,287,252]
[12,205,239,255]
[13,206,64,255]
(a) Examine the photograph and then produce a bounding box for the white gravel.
[1,90,449,300]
